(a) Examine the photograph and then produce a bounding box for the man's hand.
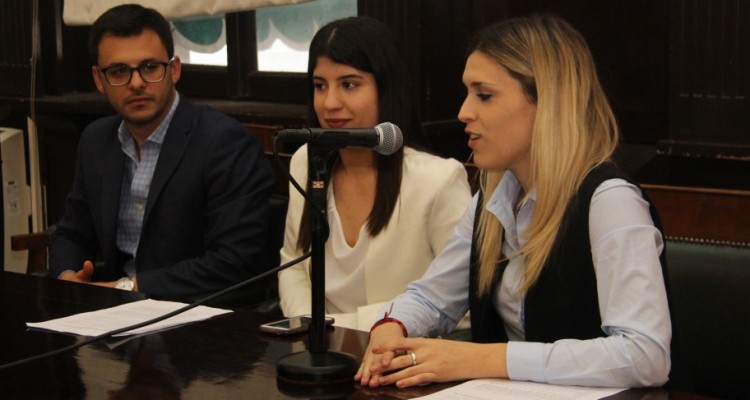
[58,260,116,288]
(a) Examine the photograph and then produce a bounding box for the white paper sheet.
[26,299,232,337]
[413,378,626,400]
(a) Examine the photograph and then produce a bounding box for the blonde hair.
[473,15,619,296]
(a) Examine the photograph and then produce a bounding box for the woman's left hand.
[369,337,508,388]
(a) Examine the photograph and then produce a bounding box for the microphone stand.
[277,144,359,390]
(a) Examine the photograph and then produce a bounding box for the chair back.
[666,238,750,399]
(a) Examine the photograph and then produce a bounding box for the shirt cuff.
[506,341,546,383]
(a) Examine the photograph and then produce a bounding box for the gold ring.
[410,351,417,366]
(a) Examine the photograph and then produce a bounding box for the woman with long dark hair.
[278,16,472,330]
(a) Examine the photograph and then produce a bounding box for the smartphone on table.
[259,314,335,335]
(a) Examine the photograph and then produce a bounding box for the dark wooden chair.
[244,123,283,153]
[10,231,51,275]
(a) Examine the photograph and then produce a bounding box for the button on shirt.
[117,94,181,276]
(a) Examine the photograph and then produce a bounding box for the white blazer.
[278,146,472,330]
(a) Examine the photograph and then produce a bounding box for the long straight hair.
[296,16,425,251]
[474,15,619,296]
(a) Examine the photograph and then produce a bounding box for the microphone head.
[374,122,403,155]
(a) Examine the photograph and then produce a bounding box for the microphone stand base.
[277,350,359,387]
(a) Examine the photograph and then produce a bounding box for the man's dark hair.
[89,4,174,65]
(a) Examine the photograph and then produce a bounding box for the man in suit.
[49,4,275,302]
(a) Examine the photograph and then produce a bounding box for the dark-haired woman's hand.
[355,322,406,387]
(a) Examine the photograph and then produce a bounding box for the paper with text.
[413,378,626,400]
[26,299,232,337]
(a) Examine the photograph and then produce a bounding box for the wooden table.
[0,272,716,399]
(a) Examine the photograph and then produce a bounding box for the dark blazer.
[49,97,275,301]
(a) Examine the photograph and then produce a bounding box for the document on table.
[413,378,626,400]
[26,299,232,337]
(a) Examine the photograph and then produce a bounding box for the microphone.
[275,122,403,155]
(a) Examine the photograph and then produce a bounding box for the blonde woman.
[357,14,671,389]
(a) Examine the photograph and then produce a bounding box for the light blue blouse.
[379,170,672,387]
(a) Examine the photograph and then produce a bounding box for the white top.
[279,145,472,330]
[325,190,369,314]
[380,170,672,387]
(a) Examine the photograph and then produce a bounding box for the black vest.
[469,163,668,343]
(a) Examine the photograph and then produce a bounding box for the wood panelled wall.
[667,0,750,156]
[0,0,748,242]
[0,0,34,97]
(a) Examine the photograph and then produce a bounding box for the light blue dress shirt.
[379,170,672,387]
[117,94,181,276]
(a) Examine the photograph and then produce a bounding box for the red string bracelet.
[369,303,407,339]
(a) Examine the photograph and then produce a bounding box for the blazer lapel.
[100,123,125,256]
[142,99,192,227]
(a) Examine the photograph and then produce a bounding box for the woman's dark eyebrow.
[312,73,364,82]
[337,73,363,81]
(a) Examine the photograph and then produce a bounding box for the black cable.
[1,133,325,371]
[272,135,327,217]
[0,251,310,371]
[274,136,306,207]
[272,134,332,242]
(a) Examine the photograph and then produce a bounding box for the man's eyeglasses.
[95,58,174,86]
